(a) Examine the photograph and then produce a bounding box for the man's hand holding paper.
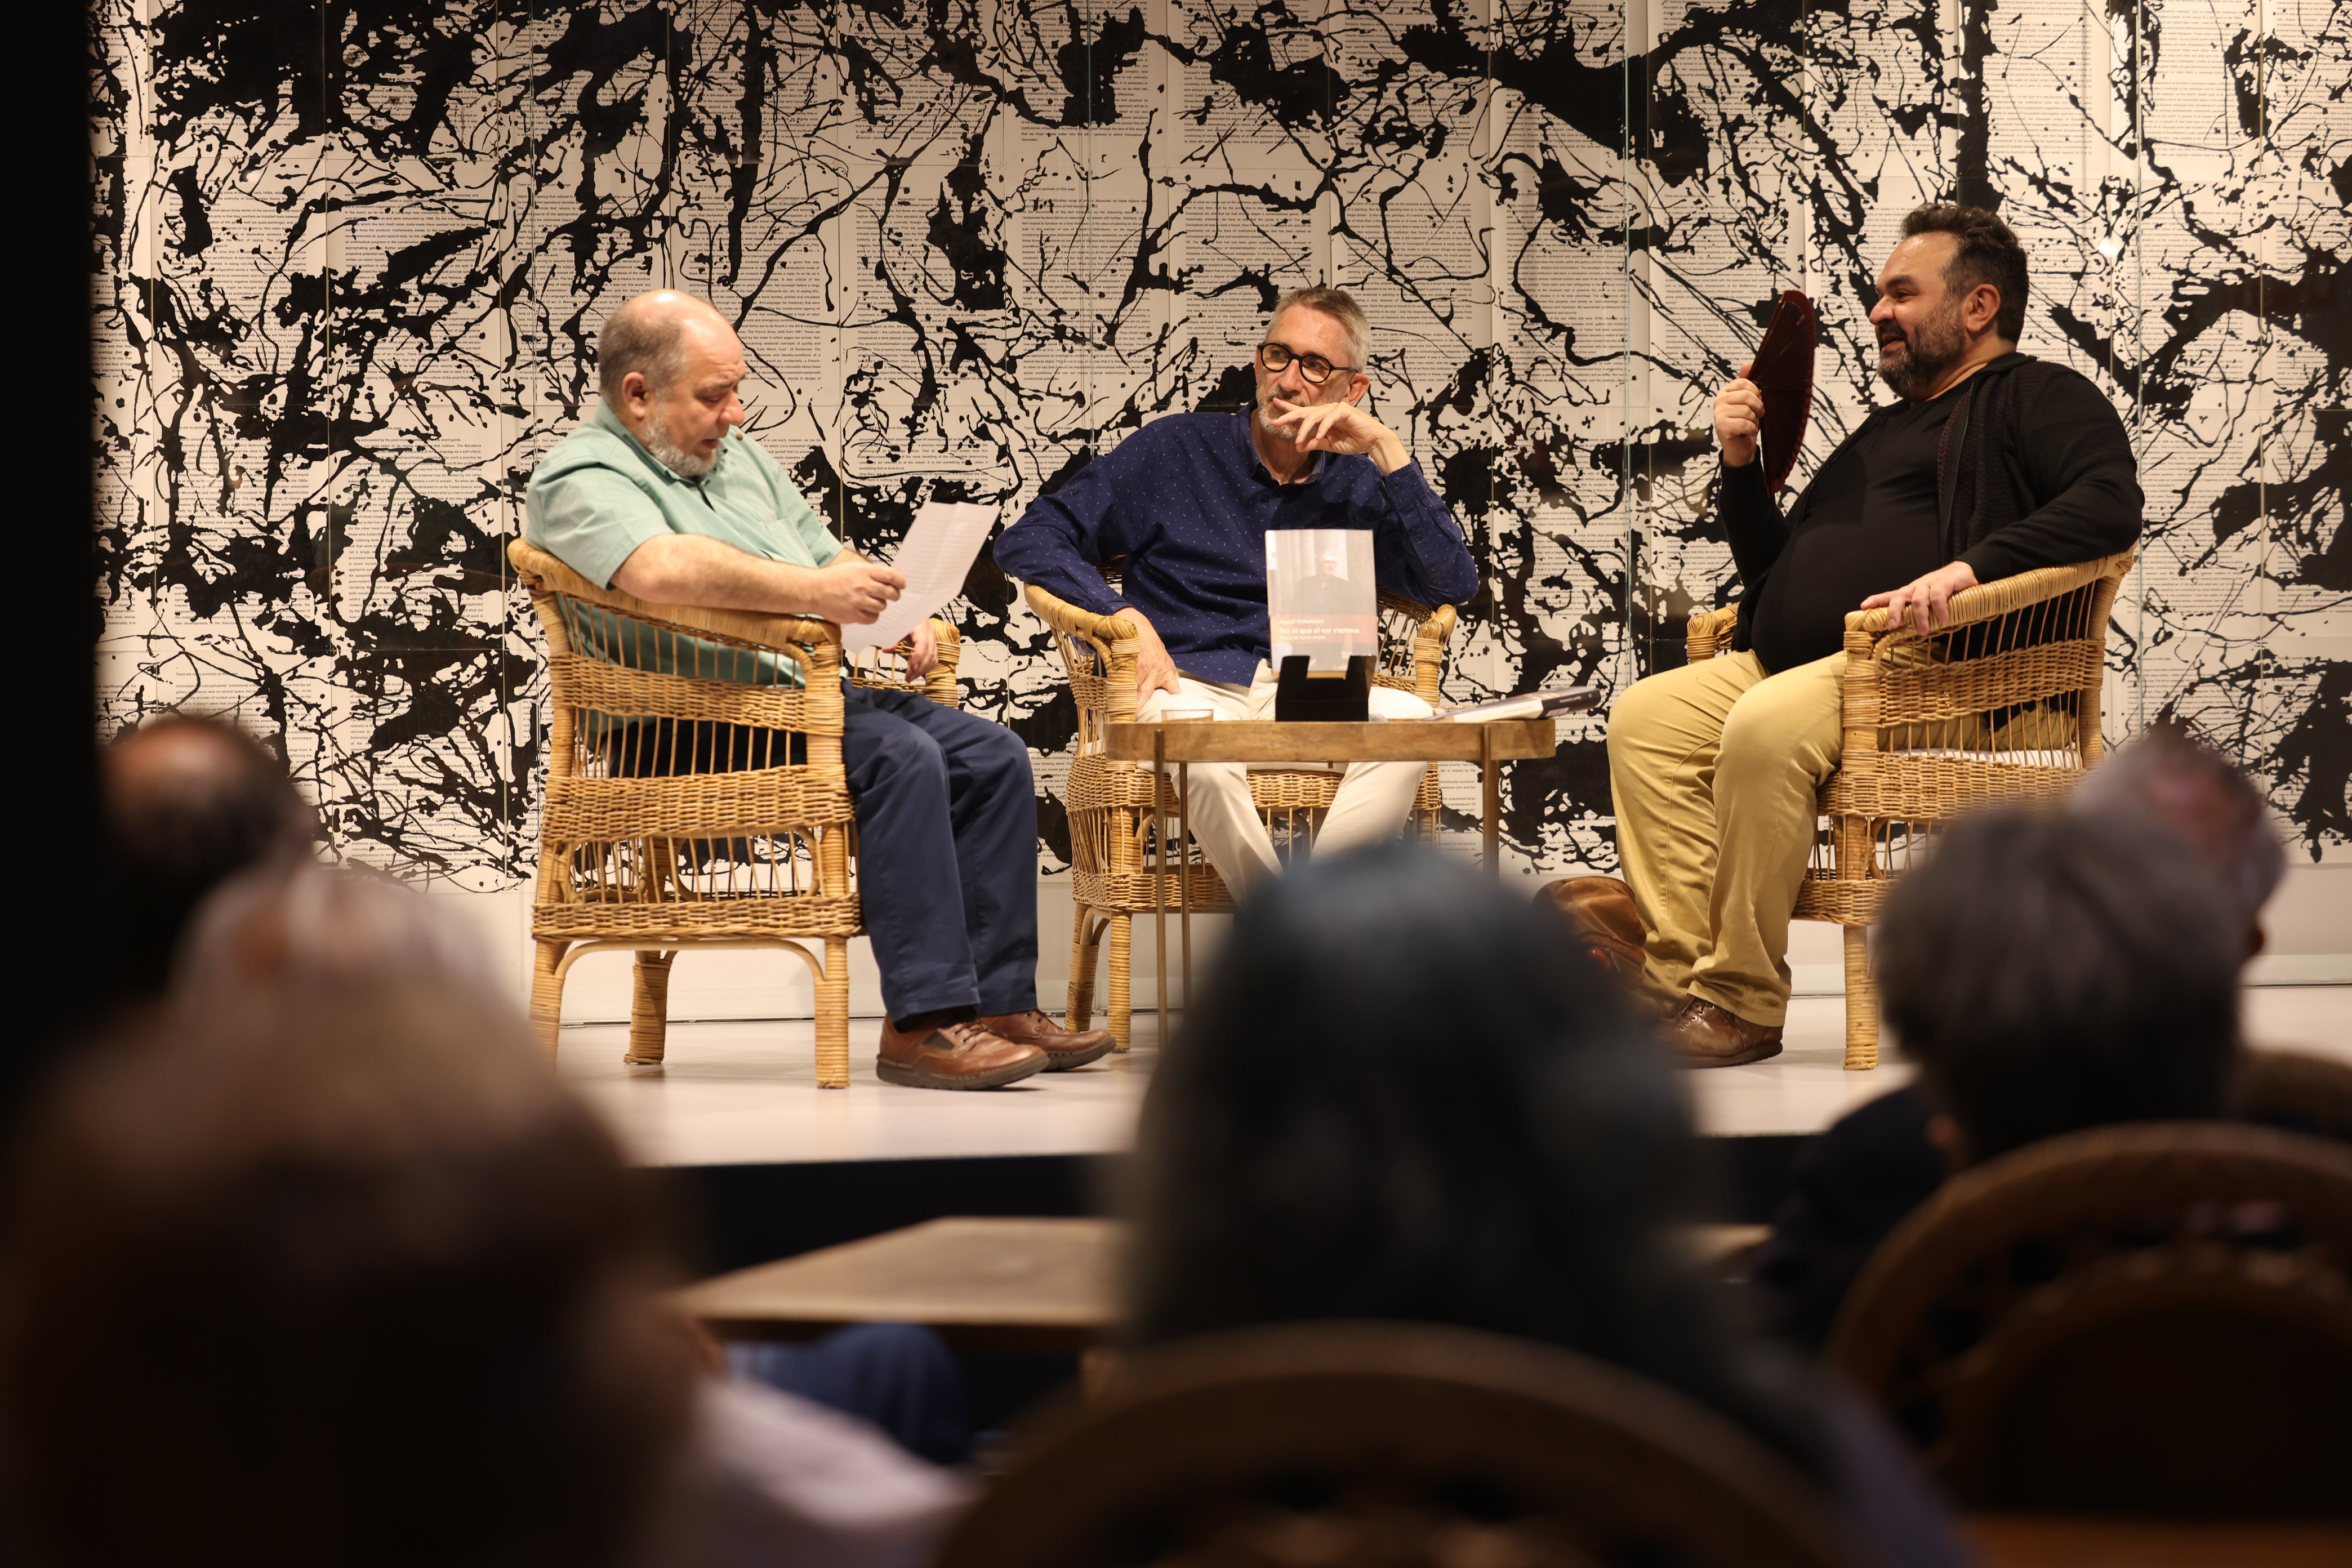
[840,501,998,653]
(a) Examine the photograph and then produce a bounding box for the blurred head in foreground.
[103,714,317,998]
[2069,721,2286,960]
[0,872,693,1568]
[1128,844,1816,1464]
[1877,805,2243,1167]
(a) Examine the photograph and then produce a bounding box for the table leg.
[1177,760,1192,1016]
[1481,725,1500,875]
[1153,728,1169,1050]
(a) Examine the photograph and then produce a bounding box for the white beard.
[643,403,717,479]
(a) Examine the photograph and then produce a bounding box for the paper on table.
[839,501,998,651]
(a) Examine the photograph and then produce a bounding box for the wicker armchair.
[1686,549,2133,1068]
[510,538,960,1088]
[1023,580,1458,1050]
[1827,1123,2352,1516]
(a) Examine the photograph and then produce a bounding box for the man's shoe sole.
[875,1054,1048,1090]
[1680,1037,1784,1070]
[1041,1036,1116,1071]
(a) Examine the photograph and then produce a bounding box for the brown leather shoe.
[979,1010,1116,1071]
[1535,876,1652,1000]
[1665,997,1784,1068]
[876,1017,1047,1089]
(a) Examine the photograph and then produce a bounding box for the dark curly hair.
[1901,202,2029,341]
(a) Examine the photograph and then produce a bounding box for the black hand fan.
[1749,289,1816,494]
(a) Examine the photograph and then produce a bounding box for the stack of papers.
[1437,687,1599,723]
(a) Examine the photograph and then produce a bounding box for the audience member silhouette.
[1751,781,2253,1352]
[1126,844,1969,1568]
[102,714,318,1000]
[2070,720,2286,960]
[0,871,966,1568]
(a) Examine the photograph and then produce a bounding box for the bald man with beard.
[525,291,1110,1089]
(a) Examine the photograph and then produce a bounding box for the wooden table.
[676,1216,1119,1353]
[674,1217,1762,1354]
[1963,1514,2352,1567]
[1103,718,1563,1043]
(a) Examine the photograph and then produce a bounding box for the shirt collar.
[1238,407,1328,486]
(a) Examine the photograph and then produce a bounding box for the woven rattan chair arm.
[1378,593,1458,703]
[1843,548,2136,642]
[1022,580,1143,730]
[846,618,963,707]
[509,538,843,651]
[1686,604,1740,663]
[1022,580,1141,645]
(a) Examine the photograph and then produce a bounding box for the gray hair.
[177,862,510,1011]
[2071,722,2287,929]
[1272,285,1372,372]
[596,296,694,401]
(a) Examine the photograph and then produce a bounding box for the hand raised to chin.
[1265,398,1409,474]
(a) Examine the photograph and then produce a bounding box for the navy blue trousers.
[618,686,1039,1024]
[729,1322,974,1464]
[841,685,1039,1023]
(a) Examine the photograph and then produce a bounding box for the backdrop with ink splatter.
[91,0,2350,881]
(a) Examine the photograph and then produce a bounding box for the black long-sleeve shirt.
[1715,353,2144,668]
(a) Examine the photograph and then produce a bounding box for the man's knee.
[853,714,948,795]
[966,716,1034,790]
[1606,669,1677,756]
[1718,682,1837,789]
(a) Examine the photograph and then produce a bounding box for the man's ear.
[1965,283,2002,338]
[620,371,653,413]
[1343,370,1371,407]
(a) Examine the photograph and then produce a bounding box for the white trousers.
[1138,661,1433,899]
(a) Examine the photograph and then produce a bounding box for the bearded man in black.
[1605,204,2143,1066]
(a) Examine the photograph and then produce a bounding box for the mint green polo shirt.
[524,404,847,685]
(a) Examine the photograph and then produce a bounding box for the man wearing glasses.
[996,286,1479,897]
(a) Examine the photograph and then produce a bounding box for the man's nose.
[721,396,745,428]
[1867,297,1893,324]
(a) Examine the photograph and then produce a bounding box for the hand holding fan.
[1748,289,1816,494]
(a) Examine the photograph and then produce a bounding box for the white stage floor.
[559,987,2352,1169]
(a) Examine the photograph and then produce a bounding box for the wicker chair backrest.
[938,1322,1855,1568]
[1829,1121,2352,1517]
[2238,1049,2352,1149]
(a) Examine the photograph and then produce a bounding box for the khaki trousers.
[1606,650,1845,1027]
[1140,662,1433,899]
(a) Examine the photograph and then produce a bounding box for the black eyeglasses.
[1256,341,1361,386]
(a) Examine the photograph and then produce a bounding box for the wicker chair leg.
[1841,924,1879,1071]
[1067,903,1101,1033]
[1107,911,1133,1053]
[816,935,852,1089]
[528,939,568,1061]
[625,950,675,1066]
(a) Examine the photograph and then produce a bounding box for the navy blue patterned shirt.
[995,410,1479,685]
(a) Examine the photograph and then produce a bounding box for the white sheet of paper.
[839,501,997,651]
